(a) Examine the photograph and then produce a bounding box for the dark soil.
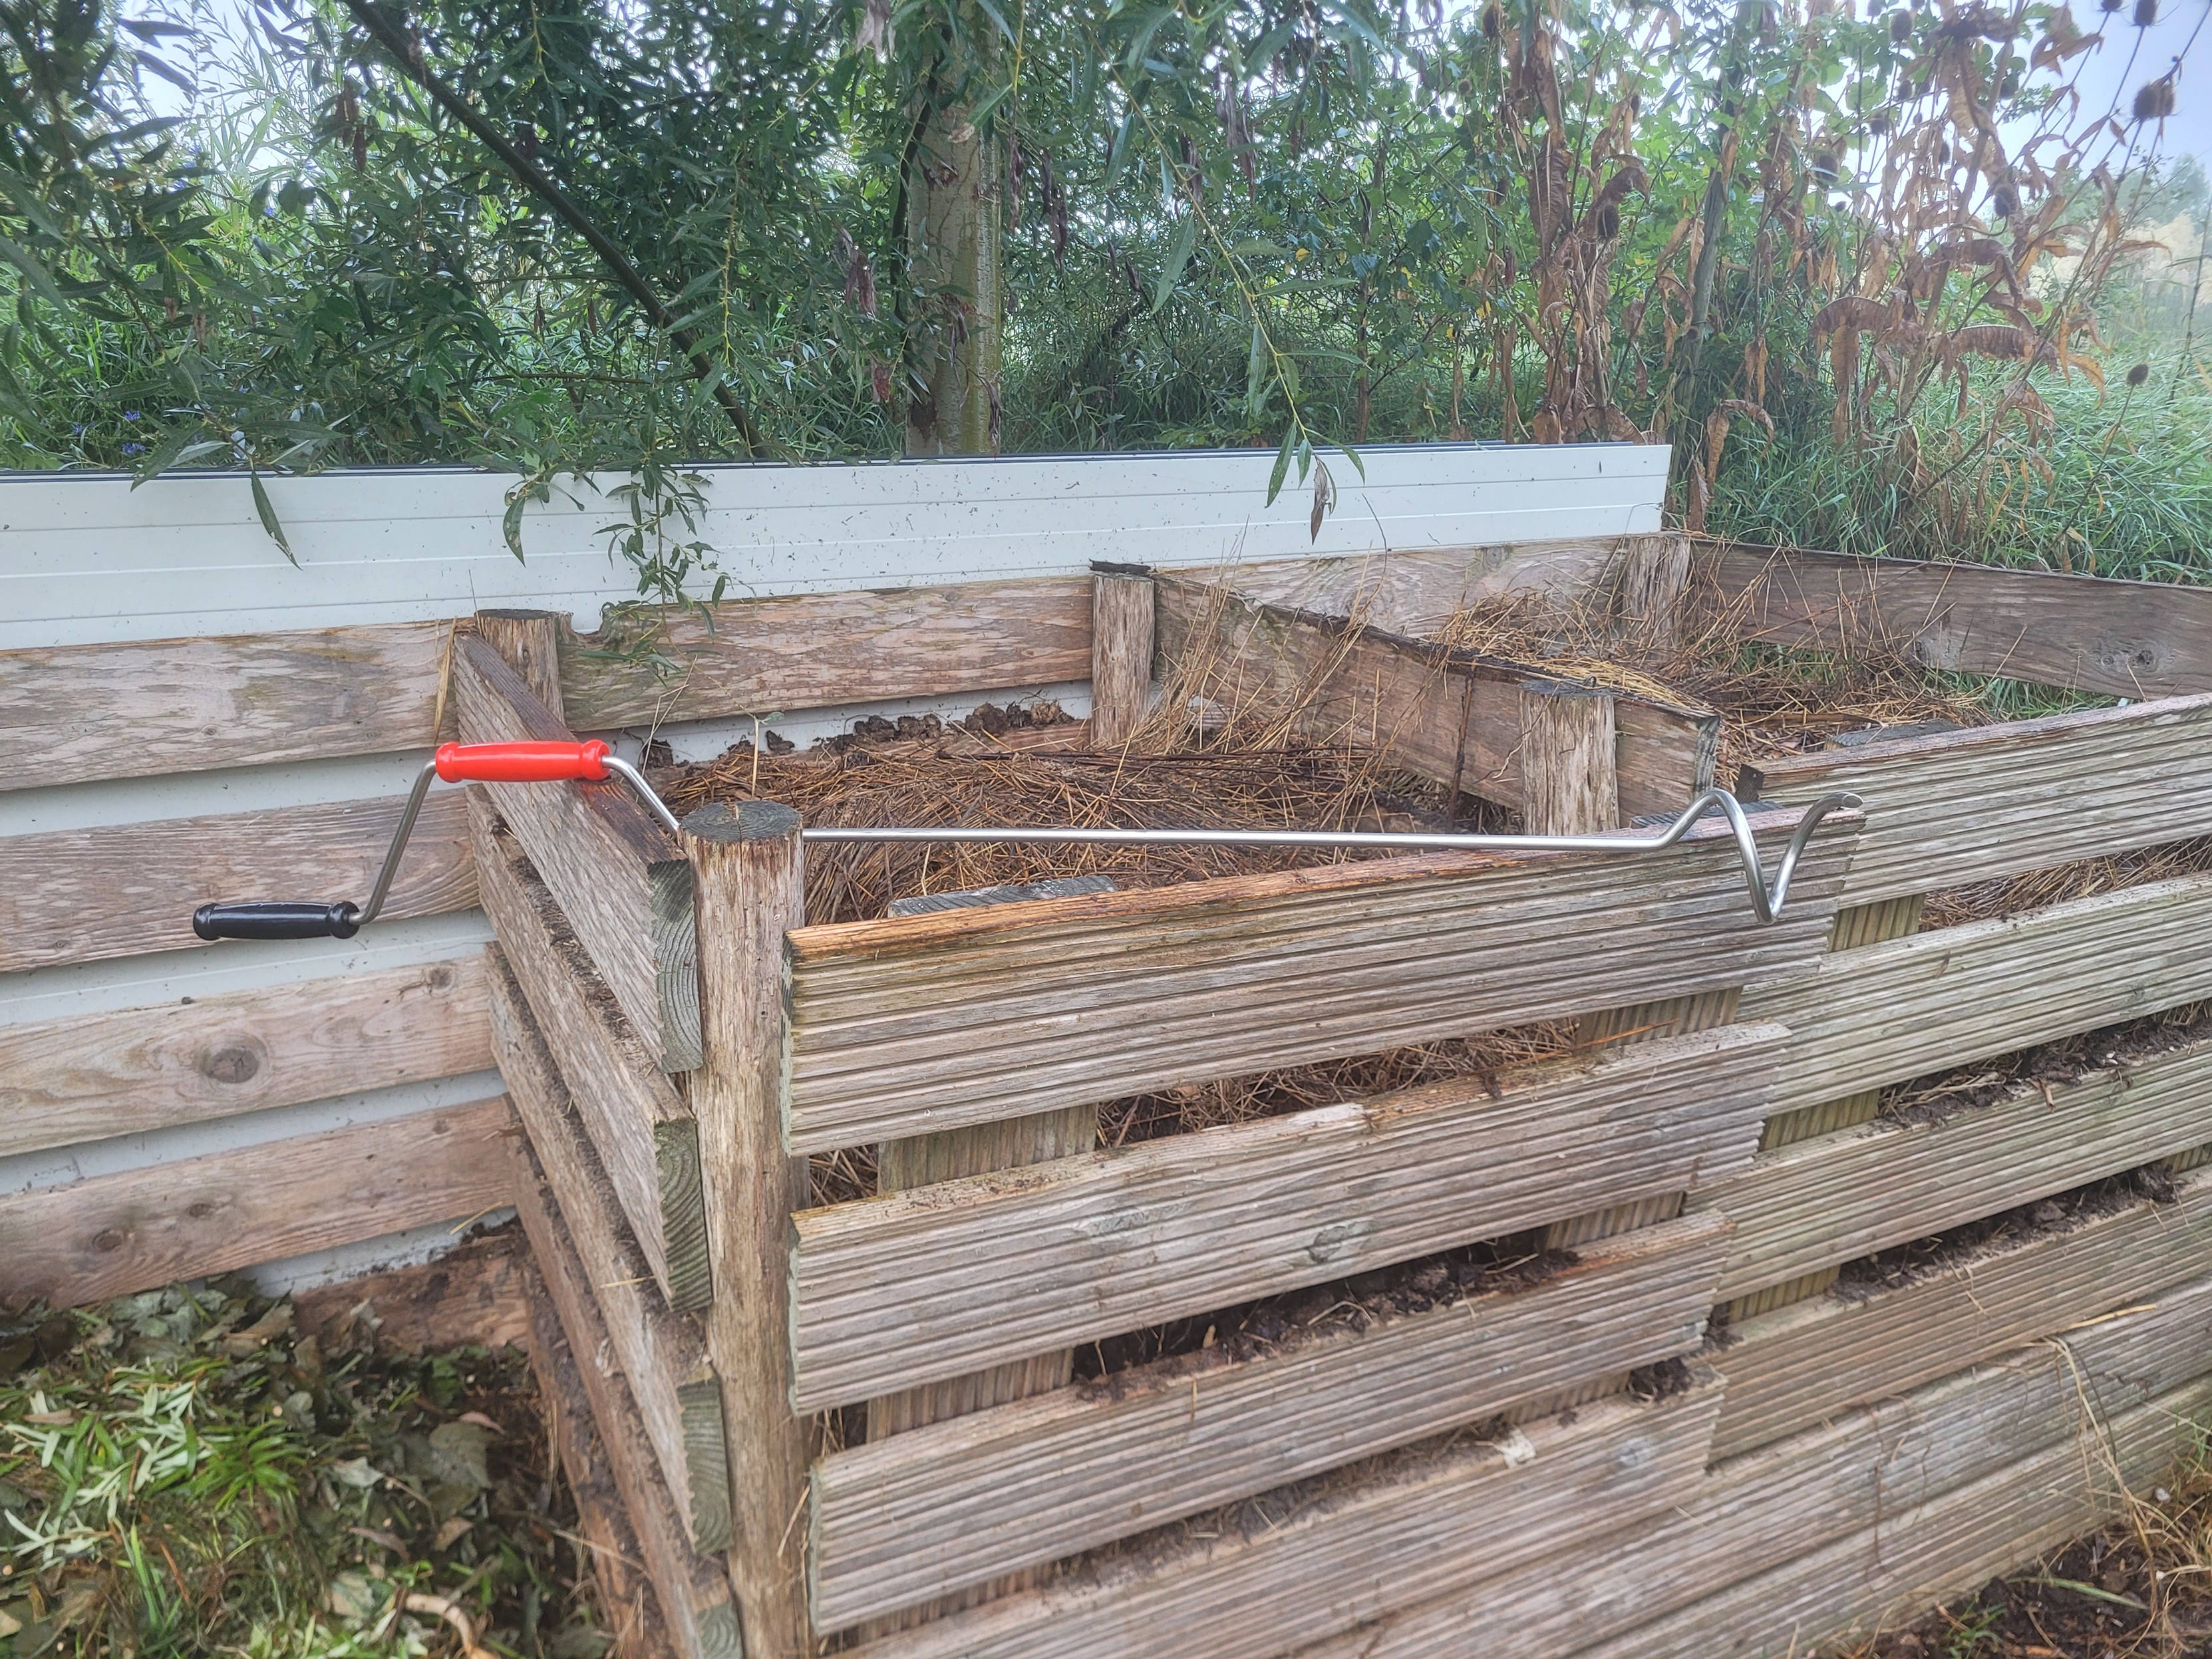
[1880,1002,2212,1129]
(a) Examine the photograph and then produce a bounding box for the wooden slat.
[1740,873,2212,1121]
[559,578,1096,730]
[809,1213,1729,1629]
[454,636,700,1071]
[520,1255,673,1659]
[1740,689,2212,906]
[790,1024,1782,1410]
[0,956,491,1158]
[1693,1028,2212,1301]
[1088,569,1154,747]
[293,1227,528,1354]
[782,806,1853,1153]
[0,788,476,974]
[507,1112,742,1659]
[842,1372,1722,1659]
[1155,577,1718,820]
[1575,1373,2211,1659]
[467,796,709,1310]
[1698,539,2212,699]
[1203,539,1623,634]
[486,945,728,1551]
[0,1096,509,1307]
[1712,1167,2212,1460]
[0,621,452,792]
[1291,1279,2212,1659]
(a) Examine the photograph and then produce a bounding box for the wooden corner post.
[1518,682,1619,835]
[1090,563,1156,747]
[683,800,815,1659]
[474,608,568,718]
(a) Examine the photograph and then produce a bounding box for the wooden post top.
[681,800,803,845]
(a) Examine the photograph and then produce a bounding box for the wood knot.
[199,1043,263,1085]
[92,1228,126,1253]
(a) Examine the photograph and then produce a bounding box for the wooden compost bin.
[462,538,2212,1659]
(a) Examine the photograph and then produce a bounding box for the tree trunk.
[904,7,1004,456]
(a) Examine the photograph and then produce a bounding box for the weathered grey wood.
[519,1255,673,1659]
[454,635,701,1071]
[809,1213,1728,1629]
[1693,1026,2212,1300]
[0,1095,509,1307]
[476,608,568,716]
[0,620,454,792]
[782,805,1853,1153]
[682,801,814,1659]
[1201,539,1623,635]
[486,945,728,1551]
[1154,577,1717,820]
[790,1023,1783,1410]
[1697,538,2212,699]
[840,1374,1722,1659]
[468,794,709,1310]
[0,788,476,974]
[561,577,1095,730]
[1740,689,2212,906]
[1740,873,2212,1122]
[1088,569,1156,746]
[0,955,489,1157]
[508,1118,742,1659]
[1574,1372,2212,1659]
[1611,532,1692,650]
[1712,1167,2212,1460]
[1519,682,1618,834]
[1289,1277,2212,1659]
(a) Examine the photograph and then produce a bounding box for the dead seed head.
[2133,0,2157,22]
[2128,360,2151,386]
[1890,9,1911,39]
[2134,76,2177,119]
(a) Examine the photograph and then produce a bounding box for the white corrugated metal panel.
[0,444,1668,1295]
[0,442,1667,647]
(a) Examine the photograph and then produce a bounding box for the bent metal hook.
[191,736,1859,942]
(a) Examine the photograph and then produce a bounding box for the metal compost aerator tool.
[190,740,682,942]
[799,786,1865,926]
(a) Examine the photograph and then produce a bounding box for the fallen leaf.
[434,1515,474,1551]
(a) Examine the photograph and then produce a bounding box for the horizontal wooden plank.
[0,788,476,975]
[293,1227,527,1354]
[0,621,454,793]
[456,637,699,1072]
[0,1095,510,1307]
[1289,1271,2212,1659]
[469,796,708,1311]
[1205,539,1622,635]
[809,1212,1729,1628]
[791,1024,1780,1410]
[561,577,1095,729]
[1740,690,2212,906]
[1693,1027,2212,1300]
[782,804,1855,1153]
[1577,1370,2212,1659]
[1155,577,1716,820]
[1712,1166,2212,1460]
[486,943,728,1549]
[509,1115,742,1659]
[844,1370,1722,1659]
[0,955,490,1158]
[1698,539,2212,700]
[1740,873,2212,1122]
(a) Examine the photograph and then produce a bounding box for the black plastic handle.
[192,901,361,941]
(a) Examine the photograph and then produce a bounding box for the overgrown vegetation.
[0,1280,605,1659]
[3,0,2209,587]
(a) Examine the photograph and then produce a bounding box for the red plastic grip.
[434,740,611,784]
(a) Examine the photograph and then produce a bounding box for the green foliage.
[0,1280,603,1659]
[1,0,2209,587]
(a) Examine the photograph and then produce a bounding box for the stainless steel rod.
[798,788,1863,925]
